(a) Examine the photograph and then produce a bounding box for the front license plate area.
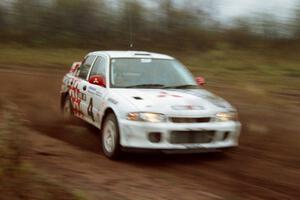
[170,131,215,144]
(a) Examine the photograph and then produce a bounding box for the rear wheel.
[102,113,121,160]
[62,95,74,121]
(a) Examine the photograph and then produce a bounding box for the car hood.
[112,88,234,116]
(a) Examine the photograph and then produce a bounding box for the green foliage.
[0,0,300,51]
[0,0,299,49]
[0,46,298,99]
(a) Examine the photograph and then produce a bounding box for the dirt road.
[0,67,299,200]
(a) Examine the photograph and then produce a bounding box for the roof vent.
[133,96,143,100]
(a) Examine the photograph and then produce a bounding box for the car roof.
[89,51,174,60]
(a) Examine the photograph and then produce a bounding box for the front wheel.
[102,113,122,160]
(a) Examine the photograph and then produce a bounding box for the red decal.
[69,62,81,74]
[68,78,84,117]
[157,92,181,98]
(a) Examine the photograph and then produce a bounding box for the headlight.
[215,112,238,122]
[127,112,166,123]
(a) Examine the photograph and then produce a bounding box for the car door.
[85,55,108,127]
[71,55,96,119]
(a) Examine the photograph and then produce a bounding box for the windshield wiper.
[163,84,199,89]
[125,84,165,88]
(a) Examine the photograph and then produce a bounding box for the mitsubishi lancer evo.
[60,51,241,159]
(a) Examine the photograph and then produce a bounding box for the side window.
[89,56,106,78]
[78,55,96,79]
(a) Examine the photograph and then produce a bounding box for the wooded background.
[1,0,300,50]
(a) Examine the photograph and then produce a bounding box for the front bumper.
[119,119,241,151]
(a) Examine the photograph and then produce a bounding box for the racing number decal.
[87,98,95,122]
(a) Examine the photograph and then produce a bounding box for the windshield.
[110,58,197,88]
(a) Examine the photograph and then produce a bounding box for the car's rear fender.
[60,92,69,110]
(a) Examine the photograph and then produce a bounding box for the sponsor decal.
[88,86,96,94]
[169,89,204,98]
[170,89,230,109]
[171,105,205,110]
[88,86,96,91]
[157,91,182,98]
[68,78,84,117]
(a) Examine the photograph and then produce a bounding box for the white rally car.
[60,51,241,159]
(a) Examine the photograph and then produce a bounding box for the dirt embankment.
[0,68,299,200]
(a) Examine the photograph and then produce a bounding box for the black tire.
[62,95,74,122]
[101,113,122,160]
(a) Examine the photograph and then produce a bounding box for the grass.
[0,45,299,106]
[0,45,87,69]
[179,49,300,90]
[176,49,300,110]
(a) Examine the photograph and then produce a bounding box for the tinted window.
[78,55,96,79]
[89,56,106,78]
[110,58,196,88]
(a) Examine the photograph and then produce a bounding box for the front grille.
[170,131,215,144]
[170,117,211,123]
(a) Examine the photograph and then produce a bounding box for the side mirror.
[195,76,205,86]
[89,75,106,87]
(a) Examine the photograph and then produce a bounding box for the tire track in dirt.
[1,67,299,200]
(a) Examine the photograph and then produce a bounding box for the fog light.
[148,132,161,143]
[215,112,238,122]
[223,131,230,140]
